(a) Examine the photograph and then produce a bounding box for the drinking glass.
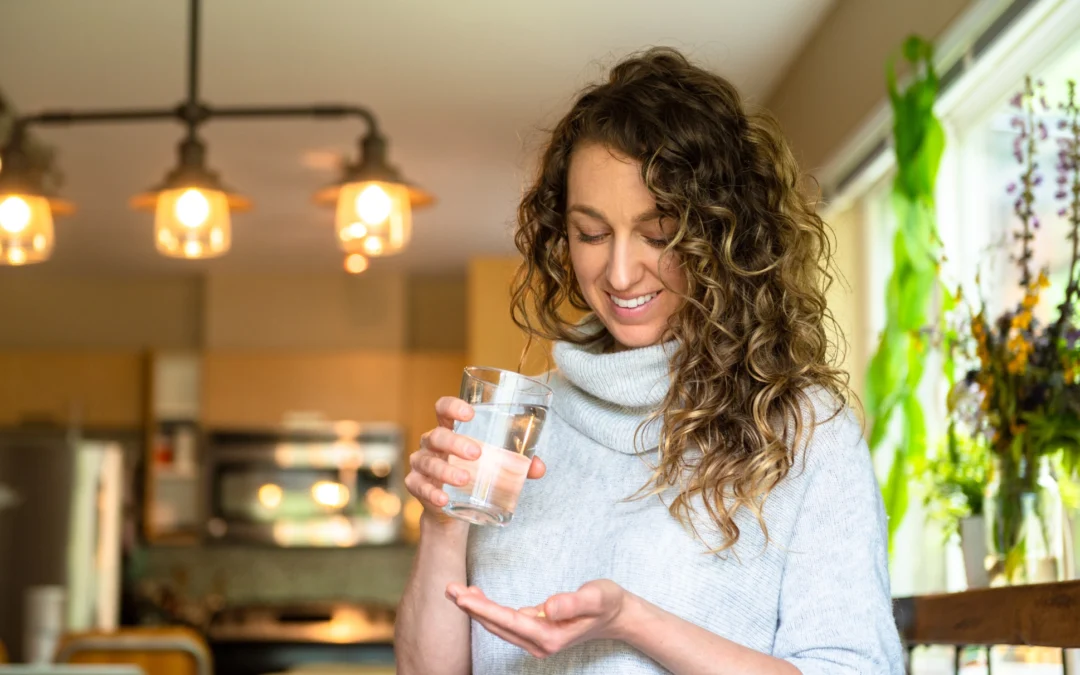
[442,366,552,526]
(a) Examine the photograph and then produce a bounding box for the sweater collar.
[550,320,674,454]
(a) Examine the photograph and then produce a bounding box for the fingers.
[472,614,545,659]
[527,456,547,480]
[542,588,602,622]
[435,396,474,429]
[410,450,471,487]
[404,471,450,508]
[424,427,482,461]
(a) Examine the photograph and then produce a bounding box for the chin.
[600,321,667,351]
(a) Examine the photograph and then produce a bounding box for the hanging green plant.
[864,35,947,548]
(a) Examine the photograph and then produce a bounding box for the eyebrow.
[566,204,663,225]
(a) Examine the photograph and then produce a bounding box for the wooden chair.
[54,627,211,675]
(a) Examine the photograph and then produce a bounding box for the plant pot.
[960,515,990,588]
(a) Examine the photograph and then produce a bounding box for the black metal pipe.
[188,0,200,108]
[208,104,378,132]
[20,108,181,125]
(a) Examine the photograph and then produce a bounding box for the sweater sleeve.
[772,412,906,675]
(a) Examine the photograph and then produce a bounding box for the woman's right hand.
[406,396,547,526]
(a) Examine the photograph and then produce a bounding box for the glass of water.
[443,366,553,526]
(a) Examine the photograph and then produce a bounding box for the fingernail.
[467,444,481,459]
[447,589,458,600]
[456,470,469,484]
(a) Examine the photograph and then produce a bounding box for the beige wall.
[203,272,408,350]
[825,204,868,404]
[406,273,467,351]
[766,0,971,173]
[0,269,467,352]
[0,273,202,348]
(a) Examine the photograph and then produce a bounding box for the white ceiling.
[0,0,835,274]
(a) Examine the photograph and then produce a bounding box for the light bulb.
[32,235,46,252]
[311,480,350,508]
[354,184,392,225]
[340,222,368,242]
[183,240,203,258]
[344,253,369,274]
[258,483,284,509]
[7,247,26,265]
[175,189,211,229]
[362,236,384,256]
[0,196,31,234]
[209,228,225,250]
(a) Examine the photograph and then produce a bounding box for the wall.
[203,272,408,350]
[0,272,203,349]
[0,270,465,352]
[766,0,971,174]
[406,273,467,352]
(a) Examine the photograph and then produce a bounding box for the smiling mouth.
[609,291,660,310]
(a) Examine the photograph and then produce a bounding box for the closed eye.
[574,232,607,244]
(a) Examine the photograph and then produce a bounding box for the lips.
[607,291,662,319]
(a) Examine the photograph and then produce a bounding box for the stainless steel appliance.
[0,430,129,663]
[203,422,406,547]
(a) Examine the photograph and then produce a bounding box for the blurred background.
[1,0,1079,674]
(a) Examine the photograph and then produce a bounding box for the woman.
[396,47,904,675]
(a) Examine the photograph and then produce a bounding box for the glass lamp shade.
[0,194,54,266]
[153,187,231,259]
[335,181,411,257]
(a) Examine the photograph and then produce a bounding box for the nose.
[605,233,646,292]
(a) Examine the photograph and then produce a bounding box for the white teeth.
[611,292,657,309]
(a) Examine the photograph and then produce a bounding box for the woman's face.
[566,143,687,350]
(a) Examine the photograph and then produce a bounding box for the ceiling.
[0,0,835,275]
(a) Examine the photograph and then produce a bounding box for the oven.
[203,422,406,547]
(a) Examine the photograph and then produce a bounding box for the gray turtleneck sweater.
[466,337,905,674]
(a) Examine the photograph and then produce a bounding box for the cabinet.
[0,351,144,428]
[201,350,408,428]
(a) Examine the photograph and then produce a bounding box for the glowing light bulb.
[32,235,46,252]
[209,228,225,250]
[362,236,384,256]
[0,196,31,234]
[354,184,392,225]
[344,253,369,274]
[174,189,211,229]
[7,247,26,265]
[312,480,350,508]
[340,222,368,241]
[258,483,283,509]
[183,240,203,258]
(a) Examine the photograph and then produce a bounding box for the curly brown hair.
[510,47,852,551]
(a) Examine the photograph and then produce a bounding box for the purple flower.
[1016,150,1025,163]
[1007,182,1018,193]
[1061,119,1071,130]
[1057,190,1069,199]
[1015,198,1025,211]
[1038,79,1046,88]
[1011,93,1024,108]
[1035,174,1044,186]
[1040,122,1050,140]
[1059,174,1069,185]
[1060,208,1069,217]
[1033,216,1041,229]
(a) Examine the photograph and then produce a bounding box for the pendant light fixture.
[0,125,73,265]
[314,132,434,258]
[0,0,431,265]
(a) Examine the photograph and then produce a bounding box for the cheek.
[658,252,687,293]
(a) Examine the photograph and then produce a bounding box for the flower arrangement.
[941,76,1080,580]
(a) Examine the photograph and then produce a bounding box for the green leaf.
[882,445,910,548]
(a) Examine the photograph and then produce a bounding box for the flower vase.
[959,515,990,588]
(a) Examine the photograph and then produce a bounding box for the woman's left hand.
[446,579,629,659]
